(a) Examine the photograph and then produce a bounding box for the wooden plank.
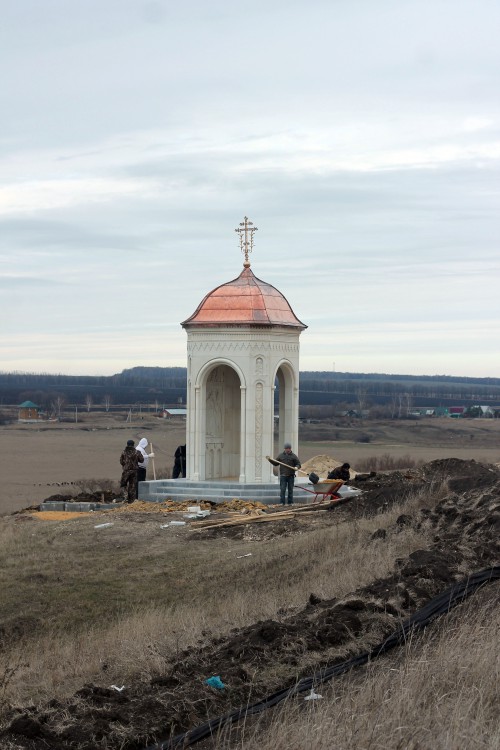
[191,510,296,531]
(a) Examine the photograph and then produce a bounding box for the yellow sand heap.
[34,511,90,521]
[301,455,358,479]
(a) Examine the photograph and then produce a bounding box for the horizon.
[2,366,499,384]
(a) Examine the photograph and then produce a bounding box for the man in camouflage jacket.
[120,440,142,503]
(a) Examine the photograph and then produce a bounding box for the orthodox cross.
[235,216,258,267]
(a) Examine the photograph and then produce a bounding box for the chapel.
[181,217,307,483]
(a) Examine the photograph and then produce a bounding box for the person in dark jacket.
[270,442,301,505]
[120,440,143,503]
[327,463,351,482]
[172,444,186,478]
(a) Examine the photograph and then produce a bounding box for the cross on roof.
[235,216,258,267]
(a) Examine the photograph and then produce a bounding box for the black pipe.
[145,566,500,750]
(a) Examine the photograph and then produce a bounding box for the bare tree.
[103,394,112,413]
[403,392,413,417]
[397,393,405,419]
[85,394,93,413]
[51,395,66,420]
[390,394,399,419]
[356,386,368,416]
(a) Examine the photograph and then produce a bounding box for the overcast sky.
[1,0,499,378]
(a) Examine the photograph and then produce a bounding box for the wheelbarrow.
[298,479,344,503]
[265,457,344,504]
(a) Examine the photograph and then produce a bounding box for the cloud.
[0,276,68,290]
[462,117,495,132]
[1,0,499,377]
[0,177,157,216]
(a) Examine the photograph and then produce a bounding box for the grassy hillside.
[1,458,499,748]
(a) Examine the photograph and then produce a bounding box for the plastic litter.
[187,505,201,513]
[304,688,323,701]
[236,553,252,558]
[110,685,125,692]
[169,520,186,526]
[338,485,362,498]
[204,675,225,690]
[94,522,114,529]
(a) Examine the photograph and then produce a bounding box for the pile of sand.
[34,511,90,521]
[301,454,358,479]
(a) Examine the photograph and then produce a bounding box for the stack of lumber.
[191,502,332,531]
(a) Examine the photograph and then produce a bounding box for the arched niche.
[196,361,244,480]
[273,360,298,454]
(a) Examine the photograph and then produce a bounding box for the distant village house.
[162,408,187,420]
[18,400,41,422]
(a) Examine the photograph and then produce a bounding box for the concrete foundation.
[138,478,286,505]
[39,501,121,512]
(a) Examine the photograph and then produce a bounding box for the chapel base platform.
[138,477,299,505]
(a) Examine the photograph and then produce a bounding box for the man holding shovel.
[269,442,302,505]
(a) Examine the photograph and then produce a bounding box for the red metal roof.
[182,267,306,329]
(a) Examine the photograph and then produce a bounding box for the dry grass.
[219,585,500,750]
[0,486,439,712]
[356,453,425,471]
[1,418,498,747]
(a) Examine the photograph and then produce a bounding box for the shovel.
[265,458,328,485]
[266,458,322,485]
[150,441,157,480]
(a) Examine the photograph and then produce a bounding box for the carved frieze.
[187,340,299,355]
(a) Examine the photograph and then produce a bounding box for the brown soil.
[0,416,186,515]
[2,457,500,749]
[2,415,500,515]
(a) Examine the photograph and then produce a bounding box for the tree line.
[1,367,500,412]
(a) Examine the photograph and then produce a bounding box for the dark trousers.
[280,475,295,504]
[136,467,146,498]
[172,459,186,478]
[120,470,137,502]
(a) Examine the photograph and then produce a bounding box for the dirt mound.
[3,459,500,750]
[43,490,117,504]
